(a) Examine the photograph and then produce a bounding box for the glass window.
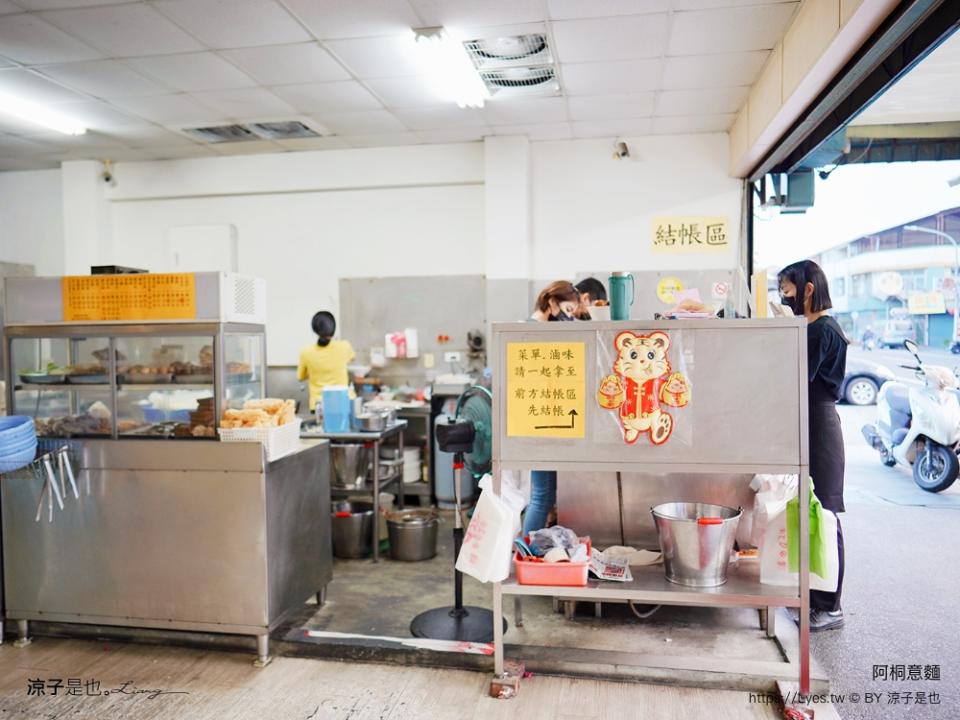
[224,333,264,410]
[851,274,869,298]
[833,277,846,297]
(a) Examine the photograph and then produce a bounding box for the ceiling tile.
[272,80,383,113]
[52,100,146,130]
[662,50,768,89]
[0,68,89,104]
[192,88,297,118]
[363,76,448,108]
[410,0,545,27]
[572,117,652,138]
[0,134,58,157]
[314,109,406,134]
[281,0,421,40]
[221,43,350,85]
[129,53,258,93]
[0,57,13,68]
[102,125,199,147]
[15,0,132,9]
[325,35,425,79]
[561,59,661,95]
[668,5,797,56]
[343,132,422,147]
[393,106,487,130]
[651,113,734,134]
[674,0,795,8]
[491,122,574,140]
[207,139,285,155]
[153,0,311,49]
[0,111,58,135]
[38,60,167,99]
[568,93,654,121]
[17,129,131,150]
[140,144,216,160]
[480,97,567,125]
[0,0,22,13]
[273,136,351,151]
[552,14,669,63]
[414,127,488,144]
[0,13,103,64]
[655,86,748,116]
[111,94,230,125]
[41,4,204,58]
[548,0,671,19]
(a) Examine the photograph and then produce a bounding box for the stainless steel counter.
[1,439,332,665]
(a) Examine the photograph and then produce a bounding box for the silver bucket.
[331,500,374,559]
[651,502,742,587]
[331,443,371,489]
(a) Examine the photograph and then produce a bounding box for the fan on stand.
[410,386,507,642]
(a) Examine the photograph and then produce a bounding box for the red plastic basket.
[514,537,591,587]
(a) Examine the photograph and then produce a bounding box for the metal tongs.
[32,446,79,523]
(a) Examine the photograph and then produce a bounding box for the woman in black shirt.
[779,260,848,632]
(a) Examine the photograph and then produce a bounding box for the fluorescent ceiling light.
[0,90,86,136]
[412,27,489,109]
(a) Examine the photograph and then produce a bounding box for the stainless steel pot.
[651,502,741,587]
[387,509,439,561]
[353,412,387,432]
[331,443,371,488]
[331,500,374,559]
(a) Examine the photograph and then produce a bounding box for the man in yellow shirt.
[297,311,356,411]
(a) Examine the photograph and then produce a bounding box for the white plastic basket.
[218,418,301,462]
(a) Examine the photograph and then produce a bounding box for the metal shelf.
[501,562,800,608]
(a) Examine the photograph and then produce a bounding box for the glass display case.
[4,323,265,439]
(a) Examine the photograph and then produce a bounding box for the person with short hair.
[779,259,848,632]
[297,311,355,412]
[574,277,608,319]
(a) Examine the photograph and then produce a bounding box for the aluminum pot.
[387,509,439,561]
[651,502,741,587]
[353,412,387,432]
[331,500,374,559]
[331,443,371,488]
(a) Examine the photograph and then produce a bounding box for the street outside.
[812,344,960,719]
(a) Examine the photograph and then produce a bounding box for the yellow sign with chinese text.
[908,291,946,315]
[62,273,197,322]
[506,342,585,438]
[652,216,730,254]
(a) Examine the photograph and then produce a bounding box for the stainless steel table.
[301,420,407,562]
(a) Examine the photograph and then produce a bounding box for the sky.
[753,159,960,272]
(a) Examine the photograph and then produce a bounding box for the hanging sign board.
[908,291,946,315]
[506,342,585,438]
[62,273,197,322]
[652,216,729,254]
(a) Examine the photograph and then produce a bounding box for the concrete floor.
[296,512,791,678]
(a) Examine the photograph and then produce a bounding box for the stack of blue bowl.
[0,416,38,474]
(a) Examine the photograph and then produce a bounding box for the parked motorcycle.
[862,340,960,493]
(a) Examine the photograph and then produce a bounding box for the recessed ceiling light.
[0,90,86,136]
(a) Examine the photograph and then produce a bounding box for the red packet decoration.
[596,331,690,445]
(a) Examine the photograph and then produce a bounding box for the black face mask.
[550,311,574,322]
[780,295,802,315]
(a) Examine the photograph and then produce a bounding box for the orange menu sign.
[62,274,197,321]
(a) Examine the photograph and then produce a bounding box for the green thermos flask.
[609,272,635,321]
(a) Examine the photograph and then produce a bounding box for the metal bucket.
[387,509,439,562]
[331,500,374,559]
[651,502,741,587]
[331,444,371,488]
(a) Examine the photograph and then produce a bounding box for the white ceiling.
[851,28,960,127]
[0,0,800,170]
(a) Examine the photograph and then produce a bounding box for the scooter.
[862,340,960,493]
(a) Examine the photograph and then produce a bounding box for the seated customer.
[575,277,608,319]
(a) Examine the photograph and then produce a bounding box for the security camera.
[612,140,630,160]
[100,159,116,187]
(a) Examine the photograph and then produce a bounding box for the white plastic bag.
[760,504,839,592]
[750,474,797,548]
[456,486,514,583]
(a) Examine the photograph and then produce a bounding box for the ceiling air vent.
[182,120,322,144]
[183,124,256,143]
[463,33,560,98]
[247,121,319,140]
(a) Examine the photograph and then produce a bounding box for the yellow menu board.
[506,342,585,439]
[62,273,197,322]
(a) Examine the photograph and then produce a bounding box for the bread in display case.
[5,324,265,440]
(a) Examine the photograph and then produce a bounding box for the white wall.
[0,169,64,276]
[2,133,742,363]
[530,134,742,279]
